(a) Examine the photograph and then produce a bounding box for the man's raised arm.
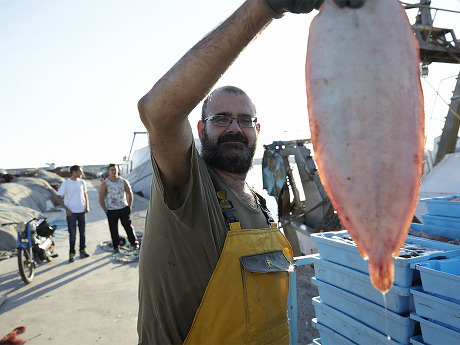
[137,0,364,204]
[138,1,273,200]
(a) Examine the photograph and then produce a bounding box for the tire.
[45,240,56,262]
[18,247,35,284]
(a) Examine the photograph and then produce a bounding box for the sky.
[1,0,459,170]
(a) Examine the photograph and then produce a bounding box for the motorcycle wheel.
[45,240,56,262]
[18,247,35,284]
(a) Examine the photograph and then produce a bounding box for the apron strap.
[210,172,274,228]
[250,187,275,224]
[216,189,240,227]
[210,175,240,228]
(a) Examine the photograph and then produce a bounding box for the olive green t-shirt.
[137,144,269,345]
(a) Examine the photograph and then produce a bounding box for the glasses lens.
[238,115,254,128]
[210,115,255,128]
[212,116,232,127]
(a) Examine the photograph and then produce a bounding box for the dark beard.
[200,131,256,174]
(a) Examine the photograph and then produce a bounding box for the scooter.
[3,218,58,284]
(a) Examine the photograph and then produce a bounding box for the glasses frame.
[203,114,258,128]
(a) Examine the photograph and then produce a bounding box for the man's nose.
[226,118,243,132]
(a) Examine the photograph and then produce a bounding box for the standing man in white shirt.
[56,165,90,263]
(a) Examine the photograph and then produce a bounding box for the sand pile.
[0,171,63,251]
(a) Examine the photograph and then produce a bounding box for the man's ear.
[198,120,205,139]
[256,123,260,134]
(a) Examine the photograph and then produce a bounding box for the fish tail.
[368,256,394,293]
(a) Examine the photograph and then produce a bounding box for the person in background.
[136,0,365,343]
[98,163,139,253]
[56,165,90,263]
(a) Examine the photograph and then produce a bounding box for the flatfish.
[305,0,424,292]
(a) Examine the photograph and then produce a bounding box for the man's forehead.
[207,91,255,114]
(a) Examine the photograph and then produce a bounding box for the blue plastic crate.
[421,214,460,229]
[409,335,424,345]
[413,258,460,301]
[410,313,460,345]
[310,230,460,287]
[311,320,355,345]
[312,256,413,313]
[410,222,460,240]
[312,277,416,344]
[312,338,321,345]
[312,297,401,345]
[411,286,460,330]
[421,195,460,217]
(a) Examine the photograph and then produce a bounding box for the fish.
[305,0,424,292]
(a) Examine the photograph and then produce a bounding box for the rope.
[98,231,143,263]
[314,213,343,232]
[422,76,460,122]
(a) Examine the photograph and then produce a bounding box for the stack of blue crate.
[411,195,460,241]
[410,258,460,344]
[408,195,460,344]
[309,225,460,345]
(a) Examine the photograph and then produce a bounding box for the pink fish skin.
[306,0,424,293]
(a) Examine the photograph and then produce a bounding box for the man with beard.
[199,86,258,176]
[137,0,365,344]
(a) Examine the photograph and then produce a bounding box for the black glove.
[259,0,324,18]
[333,0,365,8]
[259,0,365,18]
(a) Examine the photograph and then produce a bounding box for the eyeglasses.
[203,114,257,128]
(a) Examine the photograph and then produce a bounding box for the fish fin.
[356,244,369,261]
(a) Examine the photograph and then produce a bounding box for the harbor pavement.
[0,179,148,344]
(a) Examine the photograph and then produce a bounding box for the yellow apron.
[184,221,294,345]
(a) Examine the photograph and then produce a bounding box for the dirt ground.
[296,264,320,344]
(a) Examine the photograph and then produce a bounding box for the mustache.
[217,133,249,145]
